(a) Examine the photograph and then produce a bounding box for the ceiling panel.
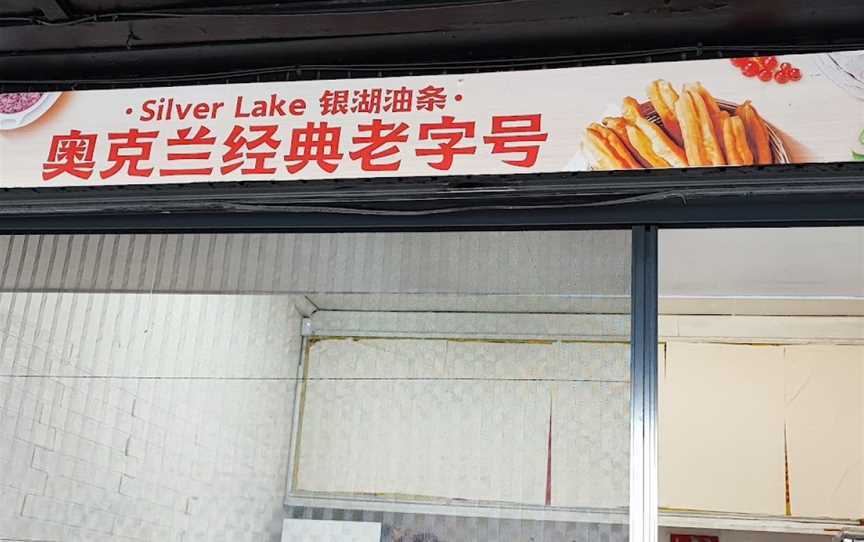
[4,1,864,84]
[0,0,48,16]
[661,227,864,299]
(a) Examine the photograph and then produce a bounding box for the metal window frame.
[2,195,862,542]
[630,226,659,542]
[2,163,864,232]
[283,310,634,523]
[4,41,864,539]
[279,226,663,537]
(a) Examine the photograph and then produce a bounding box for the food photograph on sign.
[2,50,864,187]
[583,79,785,169]
[0,92,61,131]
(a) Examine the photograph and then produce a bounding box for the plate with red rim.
[0,92,62,131]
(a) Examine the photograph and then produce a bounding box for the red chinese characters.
[221,125,280,175]
[319,86,441,114]
[416,85,446,112]
[483,114,548,167]
[42,130,98,180]
[351,89,383,114]
[160,126,216,176]
[384,87,413,113]
[283,122,343,173]
[319,90,349,115]
[40,105,549,181]
[101,129,159,179]
[349,119,410,171]
[415,116,476,170]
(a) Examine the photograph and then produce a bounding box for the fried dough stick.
[673,91,708,166]
[622,97,687,167]
[589,123,642,169]
[720,112,754,166]
[603,116,670,168]
[585,123,641,170]
[737,101,772,165]
[647,80,683,146]
[685,87,725,166]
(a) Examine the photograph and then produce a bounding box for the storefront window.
[0,230,632,542]
[658,227,864,542]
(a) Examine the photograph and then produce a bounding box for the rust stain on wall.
[784,423,792,516]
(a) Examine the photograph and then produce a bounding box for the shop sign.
[3,51,864,187]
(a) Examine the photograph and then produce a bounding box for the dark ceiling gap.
[3,1,864,89]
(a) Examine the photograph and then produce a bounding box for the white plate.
[0,92,62,131]
[815,52,864,101]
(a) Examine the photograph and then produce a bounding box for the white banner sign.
[2,51,864,187]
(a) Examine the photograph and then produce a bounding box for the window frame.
[10,192,864,542]
[283,310,636,524]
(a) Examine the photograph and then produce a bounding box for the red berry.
[742,61,760,77]
[731,58,749,67]
[762,56,778,70]
[780,62,792,72]
[758,69,773,82]
[788,67,802,81]
[774,70,789,84]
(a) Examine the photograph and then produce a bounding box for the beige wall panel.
[660,342,787,515]
[783,345,864,519]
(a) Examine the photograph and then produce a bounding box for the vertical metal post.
[630,225,659,542]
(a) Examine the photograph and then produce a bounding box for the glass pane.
[658,227,864,542]
[0,231,631,542]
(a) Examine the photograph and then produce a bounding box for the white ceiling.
[659,227,864,315]
[309,227,864,316]
[660,227,864,298]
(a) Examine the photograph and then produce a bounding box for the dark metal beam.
[31,0,71,20]
[0,192,863,233]
[4,0,864,85]
[0,163,863,212]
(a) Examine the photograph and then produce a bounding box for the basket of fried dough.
[584,80,789,170]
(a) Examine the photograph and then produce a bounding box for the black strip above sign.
[5,0,864,88]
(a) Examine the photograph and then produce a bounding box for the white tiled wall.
[296,338,630,509]
[0,232,631,298]
[0,291,303,542]
[0,230,633,542]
